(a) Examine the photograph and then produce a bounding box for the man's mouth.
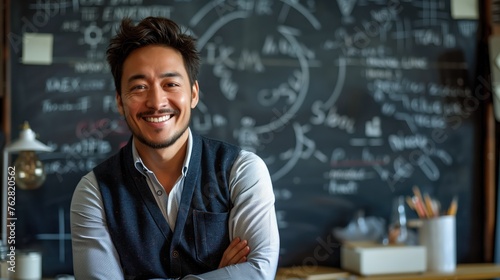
[144,115,173,123]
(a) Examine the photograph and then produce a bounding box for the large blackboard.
[8,0,484,276]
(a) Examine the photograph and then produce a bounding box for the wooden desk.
[276,263,500,280]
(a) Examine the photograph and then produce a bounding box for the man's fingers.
[227,241,249,264]
[218,237,250,268]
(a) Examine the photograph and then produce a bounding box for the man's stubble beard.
[126,114,191,150]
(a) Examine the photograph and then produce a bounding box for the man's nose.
[145,85,168,110]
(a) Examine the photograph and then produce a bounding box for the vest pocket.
[193,210,230,268]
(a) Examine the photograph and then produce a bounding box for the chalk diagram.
[78,21,115,59]
[189,1,346,182]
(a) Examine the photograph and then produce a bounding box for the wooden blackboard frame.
[484,0,500,264]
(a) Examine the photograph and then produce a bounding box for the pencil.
[424,193,435,217]
[447,196,458,216]
[413,186,428,217]
[412,196,427,218]
[431,199,440,217]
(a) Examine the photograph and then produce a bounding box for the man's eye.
[131,85,146,91]
[166,83,179,87]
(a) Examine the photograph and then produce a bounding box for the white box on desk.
[341,241,426,276]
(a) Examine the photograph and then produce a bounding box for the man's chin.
[134,128,187,150]
[137,137,173,149]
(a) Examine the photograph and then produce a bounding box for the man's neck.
[134,132,189,192]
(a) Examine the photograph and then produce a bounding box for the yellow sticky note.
[451,0,478,20]
[22,33,53,65]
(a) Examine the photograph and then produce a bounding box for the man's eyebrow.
[126,72,183,83]
[160,71,183,79]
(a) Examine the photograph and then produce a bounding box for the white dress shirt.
[70,129,280,279]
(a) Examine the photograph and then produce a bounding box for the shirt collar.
[133,128,192,176]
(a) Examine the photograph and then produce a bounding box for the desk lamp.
[1,121,53,243]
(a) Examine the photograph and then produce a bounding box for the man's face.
[116,45,199,149]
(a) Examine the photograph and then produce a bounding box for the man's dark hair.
[106,17,201,94]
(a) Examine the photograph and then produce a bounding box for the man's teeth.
[145,115,171,123]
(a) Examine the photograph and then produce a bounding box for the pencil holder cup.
[418,215,456,273]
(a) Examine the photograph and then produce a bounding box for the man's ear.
[115,91,124,115]
[191,81,199,109]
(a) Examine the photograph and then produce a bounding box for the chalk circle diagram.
[189,1,345,181]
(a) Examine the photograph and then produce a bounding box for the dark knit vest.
[93,133,241,279]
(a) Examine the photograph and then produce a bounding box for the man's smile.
[144,114,174,123]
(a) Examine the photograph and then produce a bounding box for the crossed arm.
[189,151,280,279]
[70,151,279,279]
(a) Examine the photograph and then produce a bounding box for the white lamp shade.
[5,126,53,153]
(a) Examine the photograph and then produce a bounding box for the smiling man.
[70,17,279,280]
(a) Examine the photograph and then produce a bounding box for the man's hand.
[218,237,250,268]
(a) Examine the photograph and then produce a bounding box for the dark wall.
[8,0,483,276]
